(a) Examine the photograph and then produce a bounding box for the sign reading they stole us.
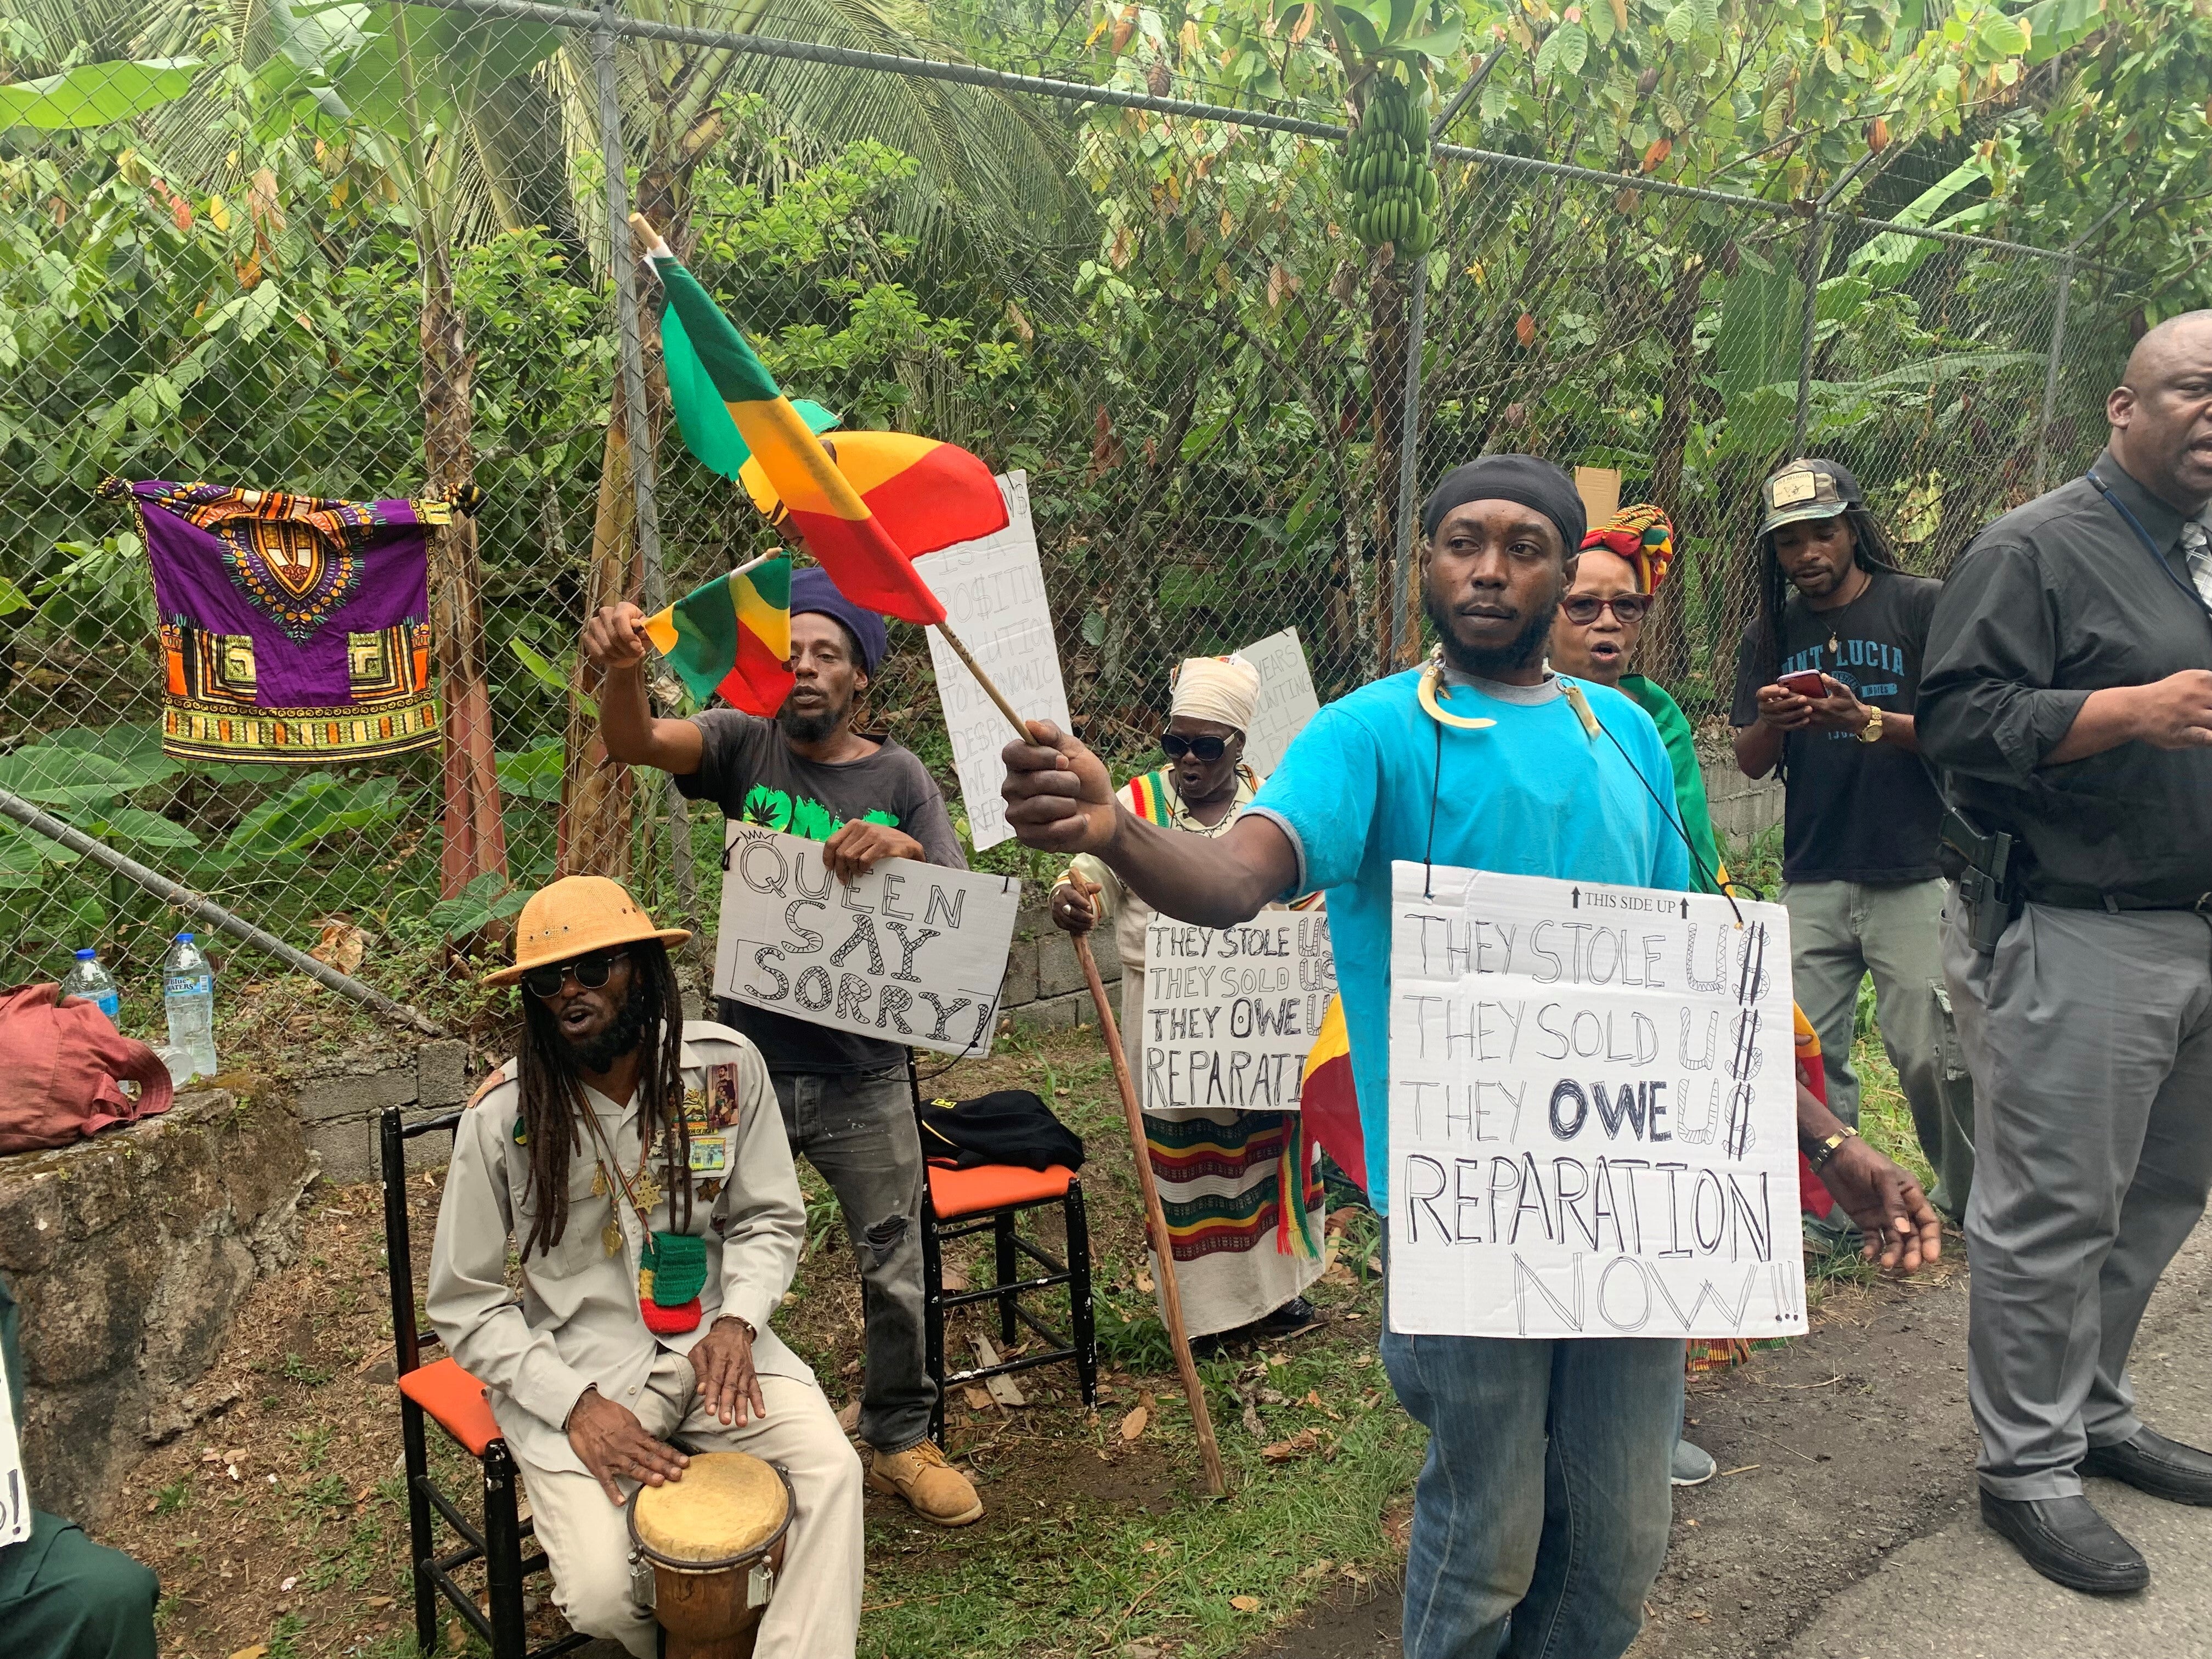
[1387,863,1806,1341]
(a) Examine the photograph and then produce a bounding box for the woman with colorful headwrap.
[1051,655,1326,1343]
[1547,504,1726,895]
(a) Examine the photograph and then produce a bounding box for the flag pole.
[629,208,1222,1488]
[934,618,1032,744]
[1068,872,1229,1497]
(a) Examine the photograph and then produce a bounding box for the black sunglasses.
[1559,593,1651,625]
[1160,732,1230,761]
[522,948,625,1001]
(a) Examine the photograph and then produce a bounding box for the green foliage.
[0,57,199,129]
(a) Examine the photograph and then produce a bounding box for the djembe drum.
[627,1452,794,1659]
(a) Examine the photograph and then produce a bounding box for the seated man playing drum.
[428,876,863,1658]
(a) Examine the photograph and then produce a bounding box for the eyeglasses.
[521,949,625,1000]
[1559,593,1651,625]
[1160,733,1230,761]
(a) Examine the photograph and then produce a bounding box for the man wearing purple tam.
[583,565,984,1528]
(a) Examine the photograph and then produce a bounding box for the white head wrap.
[1168,653,1262,732]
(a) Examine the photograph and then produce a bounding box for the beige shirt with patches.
[426,1020,816,1477]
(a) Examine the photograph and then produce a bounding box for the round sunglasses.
[521,947,626,1001]
[1559,593,1651,625]
[1159,732,1231,761]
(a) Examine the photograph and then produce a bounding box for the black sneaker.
[1248,1296,1319,1339]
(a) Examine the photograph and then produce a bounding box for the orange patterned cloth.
[1581,502,1675,595]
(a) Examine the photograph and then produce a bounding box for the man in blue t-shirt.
[1001,455,1939,1659]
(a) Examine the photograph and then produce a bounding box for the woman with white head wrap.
[1052,654,1325,1344]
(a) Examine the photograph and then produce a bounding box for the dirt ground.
[96,1029,1410,1659]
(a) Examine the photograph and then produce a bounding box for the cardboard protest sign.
[0,1341,27,1547]
[713,826,1021,1058]
[1235,627,1321,777]
[1387,863,1805,1340]
[916,472,1071,850]
[1141,910,1336,1113]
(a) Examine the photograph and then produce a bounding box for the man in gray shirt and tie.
[1920,310,2212,1595]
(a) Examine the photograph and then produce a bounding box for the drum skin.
[629,1453,794,1659]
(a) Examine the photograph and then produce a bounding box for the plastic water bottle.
[162,932,218,1080]
[61,947,121,1027]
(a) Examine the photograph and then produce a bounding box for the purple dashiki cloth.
[120,478,447,765]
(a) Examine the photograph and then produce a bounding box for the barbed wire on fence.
[0,1,2139,1049]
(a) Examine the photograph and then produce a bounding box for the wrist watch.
[1858,704,1885,744]
[1805,1125,1860,1172]
[717,1314,757,1341]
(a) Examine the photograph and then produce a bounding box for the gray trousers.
[768,1063,937,1454]
[1784,877,1977,1219]
[1944,898,2212,1499]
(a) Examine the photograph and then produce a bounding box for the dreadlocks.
[514,940,690,1260]
[1752,505,1908,784]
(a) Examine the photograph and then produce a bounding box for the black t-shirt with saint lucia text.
[1730,567,1945,885]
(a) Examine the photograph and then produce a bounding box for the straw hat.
[484,875,691,986]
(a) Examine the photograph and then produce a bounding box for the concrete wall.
[289,1037,482,1184]
[996,901,1121,1034]
[1701,754,1785,849]
[0,1086,313,1526]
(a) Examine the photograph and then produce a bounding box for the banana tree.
[257,0,572,900]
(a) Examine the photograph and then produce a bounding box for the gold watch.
[1857,704,1884,744]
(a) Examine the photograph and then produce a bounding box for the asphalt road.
[1255,1214,2212,1659]
[1773,1217,2212,1659]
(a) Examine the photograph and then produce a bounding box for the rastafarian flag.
[651,254,1007,625]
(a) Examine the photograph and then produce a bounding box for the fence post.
[1790,211,1826,456]
[595,1,697,931]
[1391,251,1427,671]
[2034,253,2076,497]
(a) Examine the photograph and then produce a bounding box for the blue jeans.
[1381,1306,1681,1659]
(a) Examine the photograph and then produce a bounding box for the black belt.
[2028,882,2212,915]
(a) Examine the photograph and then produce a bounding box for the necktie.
[2182,518,2212,611]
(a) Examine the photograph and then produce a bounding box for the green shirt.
[1621,674,1725,895]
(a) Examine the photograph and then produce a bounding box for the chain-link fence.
[0,0,2139,1047]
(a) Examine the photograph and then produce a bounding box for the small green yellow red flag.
[642,554,793,717]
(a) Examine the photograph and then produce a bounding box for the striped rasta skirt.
[1144,1108,1326,1338]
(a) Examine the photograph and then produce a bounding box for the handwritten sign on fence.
[1387,862,1805,1341]
[1141,910,1336,1113]
[1234,627,1322,778]
[713,826,1021,1059]
[917,472,1071,851]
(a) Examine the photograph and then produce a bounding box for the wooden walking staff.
[1065,870,1231,1498]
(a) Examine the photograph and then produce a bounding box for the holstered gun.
[1939,806,2019,954]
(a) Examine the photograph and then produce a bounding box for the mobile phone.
[1778,669,1828,699]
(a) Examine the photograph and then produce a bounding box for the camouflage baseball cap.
[1757,458,1863,539]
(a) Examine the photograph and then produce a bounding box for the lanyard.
[2086,469,2212,618]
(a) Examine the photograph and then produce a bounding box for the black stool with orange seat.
[919,1142,1099,1447]
[380,1105,587,1659]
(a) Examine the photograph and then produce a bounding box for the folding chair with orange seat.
[380,1105,588,1659]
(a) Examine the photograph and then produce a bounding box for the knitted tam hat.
[1580,503,1675,595]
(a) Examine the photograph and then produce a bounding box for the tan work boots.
[866,1439,984,1526]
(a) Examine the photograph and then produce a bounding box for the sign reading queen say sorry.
[713,827,1022,1059]
[1387,863,1806,1341]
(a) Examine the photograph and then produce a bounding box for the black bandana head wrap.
[1420,454,1586,555]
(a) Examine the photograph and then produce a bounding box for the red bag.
[0,983,176,1154]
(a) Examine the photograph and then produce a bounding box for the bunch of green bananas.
[1338,78,1436,255]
